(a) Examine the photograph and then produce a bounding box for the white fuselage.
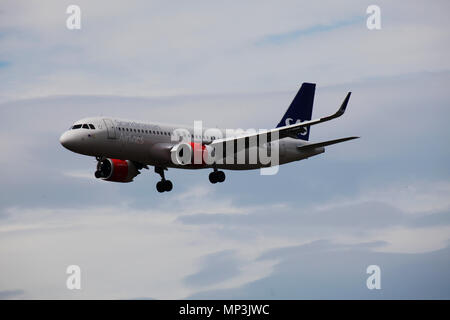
[59,117,325,170]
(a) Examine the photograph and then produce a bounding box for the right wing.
[210,92,352,148]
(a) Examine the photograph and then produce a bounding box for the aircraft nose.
[59,131,77,151]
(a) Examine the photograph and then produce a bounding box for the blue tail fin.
[276,82,315,141]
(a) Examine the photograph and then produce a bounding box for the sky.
[0,0,449,299]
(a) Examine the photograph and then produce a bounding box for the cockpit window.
[82,124,89,129]
[72,124,82,129]
[89,124,95,129]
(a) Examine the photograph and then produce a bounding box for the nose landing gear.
[209,169,225,184]
[155,167,173,193]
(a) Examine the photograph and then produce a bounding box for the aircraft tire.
[209,172,218,184]
[156,181,165,193]
[164,180,173,192]
[217,171,225,183]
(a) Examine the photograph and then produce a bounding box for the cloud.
[184,250,241,287]
[178,181,450,230]
[188,240,450,299]
[177,179,450,254]
[255,16,364,46]
[1,0,450,299]
[315,181,450,215]
[0,198,278,299]
[1,1,450,102]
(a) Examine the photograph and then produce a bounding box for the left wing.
[209,92,352,148]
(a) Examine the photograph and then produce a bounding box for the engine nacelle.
[95,159,140,183]
[170,142,215,166]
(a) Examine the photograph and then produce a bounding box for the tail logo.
[285,118,308,136]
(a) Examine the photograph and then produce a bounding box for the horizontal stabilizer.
[297,136,359,150]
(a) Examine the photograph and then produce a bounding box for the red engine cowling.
[170,142,215,166]
[96,159,140,183]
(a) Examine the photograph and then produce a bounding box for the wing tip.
[335,91,351,117]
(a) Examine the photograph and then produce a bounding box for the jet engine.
[95,158,140,183]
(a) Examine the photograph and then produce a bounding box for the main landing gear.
[155,167,173,193]
[209,169,225,184]
[154,167,226,193]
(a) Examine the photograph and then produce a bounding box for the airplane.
[59,83,358,192]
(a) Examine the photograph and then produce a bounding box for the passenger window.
[89,124,95,129]
[82,124,89,129]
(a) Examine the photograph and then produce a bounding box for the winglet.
[336,92,351,117]
[319,91,351,122]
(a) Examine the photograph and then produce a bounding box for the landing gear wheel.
[156,181,165,193]
[156,180,173,192]
[155,167,173,193]
[164,180,173,192]
[95,170,102,179]
[209,172,218,184]
[217,171,225,183]
[209,170,225,184]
